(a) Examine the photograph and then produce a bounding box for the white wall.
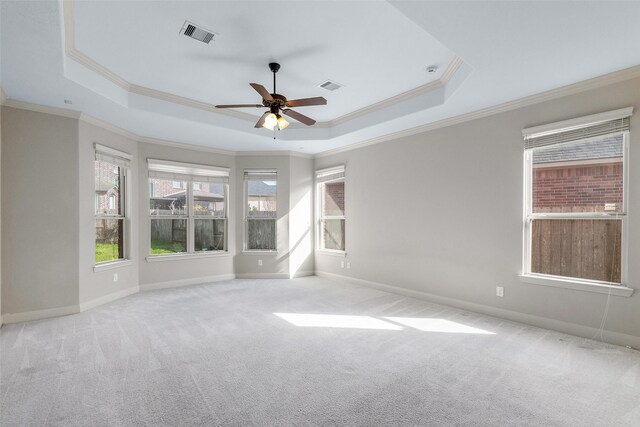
[315,76,640,346]
[1,107,80,315]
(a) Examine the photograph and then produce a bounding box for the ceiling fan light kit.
[215,62,327,133]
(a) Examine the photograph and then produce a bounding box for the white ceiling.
[1,1,640,155]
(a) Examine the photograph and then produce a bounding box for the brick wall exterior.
[324,181,345,215]
[533,161,623,212]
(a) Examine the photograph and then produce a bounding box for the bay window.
[148,159,229,256]
[95,144,131,264]
[244,170,277,251]
[317,165,345,252]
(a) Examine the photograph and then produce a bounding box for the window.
[95,144,131,264]
[523,108,631,285]
[244,170,277,251]
[148,159,229,256]
[317,166,345,252]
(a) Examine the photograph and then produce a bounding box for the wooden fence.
[531,219,621,283]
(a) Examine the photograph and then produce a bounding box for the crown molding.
[3,99,83,119]
[61,0,463,130]
[236,150,313,159]
[4,62,639,160]
[315,64,640,158]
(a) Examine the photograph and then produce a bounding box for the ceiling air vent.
[180,21,217,44]
[318,80,343,91]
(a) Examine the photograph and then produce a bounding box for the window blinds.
[95,144,132,168]
[148,159,230,183]
[522,107,632,150]
[244,170,277,181]
[316,165,345,183]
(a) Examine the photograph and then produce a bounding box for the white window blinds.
[244,170,277,181]
[95,143,132,168]
[522,107,632,150]
[148,159,230,183]
[316,165,345,183]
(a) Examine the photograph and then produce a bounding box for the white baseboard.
[290,270,315,279]
[2,304,80,324]
[79,286,140,312]
[316,271,640,350]
[140,274,236,291]
[235,273,290,279]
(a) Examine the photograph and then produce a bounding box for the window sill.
[316,250,347,257]
[519,274,634,297]
[146,252,230,263]
[241,250,278,255]
[94,259,133,272]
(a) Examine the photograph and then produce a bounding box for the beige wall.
[137,142,236,287]
[315,76,640,345]
[78,121,139,304]
[289,156,314,277]
[234,155,291,277]
[1,75,637,347]
[1,107,80,314]
[0,104,2,322]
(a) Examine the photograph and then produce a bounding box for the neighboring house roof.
[533,134,623,164]
[156,189,224,201]
[248,180,276,197]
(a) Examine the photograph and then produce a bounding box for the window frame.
[521,116,633,295]
[243,170,278,253]
[147,159,230,260]
[316,165,346,255]
[94,144,131,267]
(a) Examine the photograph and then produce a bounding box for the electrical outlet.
[496,286,504,297]
[113,273,118,283]
[340,261,345,268]
[258,259,263,266]
[346,262,351,269]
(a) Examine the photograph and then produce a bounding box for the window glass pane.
[149,178,187,216]
[150,219,187,254]
[95,219,123,262]
[247,219,276,250]
[323,181,345,216]
[531,219,621,283]
[323,219,345,251]
[247,180,277,218]
[95,160,121,215]
[194,182,226,217]
[195,219,225,251]
[532,135,623,213]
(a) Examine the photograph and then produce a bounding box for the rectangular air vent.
[180,21,217,44]
[318,80,343,91]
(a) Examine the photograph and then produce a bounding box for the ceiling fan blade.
[285,97,327,107]
[250,83,274,102]
[215,104,263,108]
[254,111,270,128]
[282,109,316,126]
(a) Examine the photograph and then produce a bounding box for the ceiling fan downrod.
[269,62,280,94]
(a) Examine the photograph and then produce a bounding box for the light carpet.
[1,277,639,426]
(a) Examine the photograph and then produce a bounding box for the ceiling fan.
[215,62,327,131]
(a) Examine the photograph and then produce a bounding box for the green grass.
[96,240,186,261]
[95,243,120,263]
[150,240,186,255]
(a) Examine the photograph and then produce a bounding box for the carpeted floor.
[1,277,639,426]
